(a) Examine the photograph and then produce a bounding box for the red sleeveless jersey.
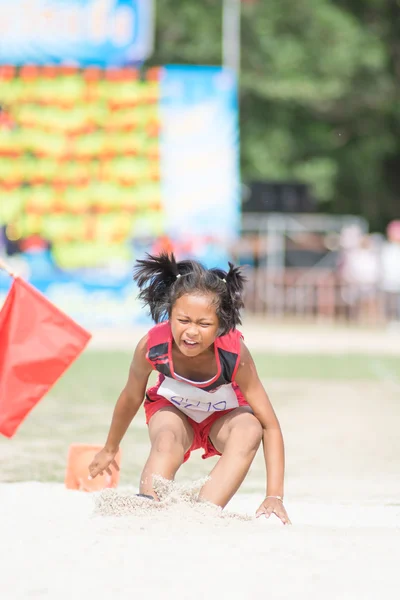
[146,322,242,391]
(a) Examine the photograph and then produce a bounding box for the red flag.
[0,277,91,438]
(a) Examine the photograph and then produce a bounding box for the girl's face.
[170,293,219,357]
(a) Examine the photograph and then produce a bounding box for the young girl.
[88,253,291,524]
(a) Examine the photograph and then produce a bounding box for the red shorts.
[144,382,248,462]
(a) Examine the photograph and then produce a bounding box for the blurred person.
[0,225,7,257]
[381,220,400,324]
[3,223,23,256]
[89,252,290,524]
[0,224,31,280]
[19,232,51,254]
[340,233,380,323]
[19,232,58,280]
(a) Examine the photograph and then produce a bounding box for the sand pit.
[0,480,399,600]
[1,365,399,599]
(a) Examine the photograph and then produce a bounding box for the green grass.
[0,350,398,485]
[51,350,399,383]
[253,353,399,381]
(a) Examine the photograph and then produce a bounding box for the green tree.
[148,0,399,230]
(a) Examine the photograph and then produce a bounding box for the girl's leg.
[199,407,262,508]
[139,406,194,499]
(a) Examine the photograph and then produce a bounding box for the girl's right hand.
[88,447,120,479]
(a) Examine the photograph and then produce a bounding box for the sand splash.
[93,476,252,523]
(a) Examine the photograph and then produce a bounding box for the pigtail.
[210,262,246,331]
[133,252,179,322]
[224,262,246,327]
[225,262,246,297]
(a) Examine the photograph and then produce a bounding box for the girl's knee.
[229,416,263,454]
[152,429,186,455]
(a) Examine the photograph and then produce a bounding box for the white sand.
[1,377,400,600]
[0,478,399,600]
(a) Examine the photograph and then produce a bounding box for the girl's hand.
[256,497,291,525]
[88,447,120,480]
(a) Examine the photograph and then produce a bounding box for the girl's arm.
[235,340,290,522]
[104,334,152,452]
[89,335,152,478]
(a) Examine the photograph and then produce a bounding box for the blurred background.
[0,0,400,329]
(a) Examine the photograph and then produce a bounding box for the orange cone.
[64,444,121,492]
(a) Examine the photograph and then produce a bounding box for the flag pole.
[222,0,241,76]
[0,257,16,277]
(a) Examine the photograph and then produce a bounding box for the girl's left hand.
[256,497,291,525]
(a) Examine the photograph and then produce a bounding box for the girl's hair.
[133,252,246,335]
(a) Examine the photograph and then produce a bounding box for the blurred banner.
[0,0,154,67]
[0,65,240,326]
[160,66,240,252]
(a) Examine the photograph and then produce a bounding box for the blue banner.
[160,66,240,249]
[0,0,154,67]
